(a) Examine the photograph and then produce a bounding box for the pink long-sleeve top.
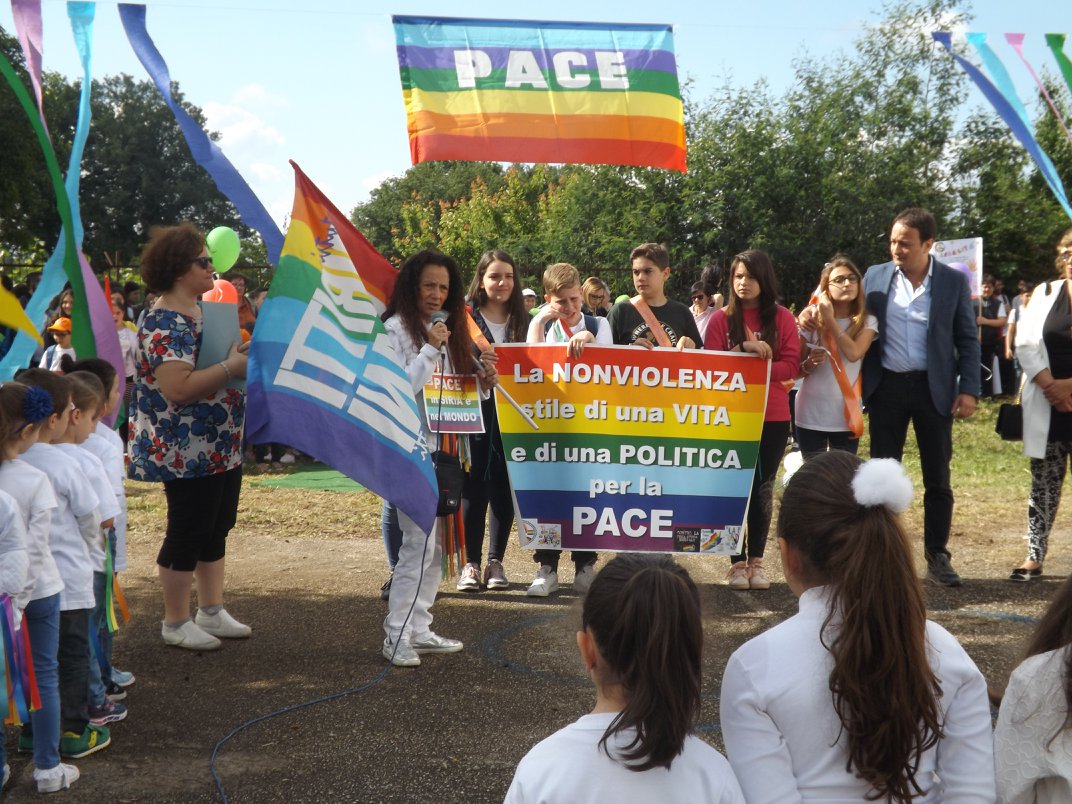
[704,305,800,422]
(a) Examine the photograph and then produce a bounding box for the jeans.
[461,431,514,565]
[381,501,402,571]
[731,420,791,563]
[24,593,62,769]
[868,370,954,557]
[58,609,91,735]
[797,426,861,460]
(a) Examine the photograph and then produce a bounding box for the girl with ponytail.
[506,555,744,803]
[721,451,995,802]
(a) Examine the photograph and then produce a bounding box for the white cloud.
[250,162,283,182]
[232,82,288,109]
[203,101,285,147]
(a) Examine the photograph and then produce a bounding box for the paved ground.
[1,478,1065,802]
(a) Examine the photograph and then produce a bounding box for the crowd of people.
[1,208,1071,800]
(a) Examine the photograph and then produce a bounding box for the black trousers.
[461,431,514,565]
[867,370,954,557]
[732,420,791,563]
[59,608,91,734]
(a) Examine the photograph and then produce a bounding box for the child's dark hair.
[582,554,702,772]
[59,355,118,397]
[0,382,53,452]
[777,451,943,800]
[67,371,105,412]
[725,250,780,352]
[15,368,72,419]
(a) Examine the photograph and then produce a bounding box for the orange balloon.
[204,279,238,304]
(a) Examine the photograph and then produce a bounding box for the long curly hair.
[778,451,944,801]
[384,250,474,373]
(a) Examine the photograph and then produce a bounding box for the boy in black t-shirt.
[607,243,703,349]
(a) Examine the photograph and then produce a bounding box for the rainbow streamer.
[118,3,284,265]
[932,33,1072,221]
[393,16,686,171]
[1005,34,1072,146]
[1,596,29,725]
[0,2,125,409]
[1045,35,1072,104]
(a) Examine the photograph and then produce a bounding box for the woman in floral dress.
[128,223,250,651]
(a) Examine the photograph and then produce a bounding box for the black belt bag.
[433,450,464,516]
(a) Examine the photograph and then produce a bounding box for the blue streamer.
[117,3,284,265]
[0,2,97,380]
[965,32,1068,199]
[933,32,1072,221]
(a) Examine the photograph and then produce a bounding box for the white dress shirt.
[721,586,996,802]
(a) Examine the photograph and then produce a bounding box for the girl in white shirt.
[506,554,745,804]
[0,380,82,792]
[795,256,877,458]
[721,452,995,802]
[995,575,1072,802]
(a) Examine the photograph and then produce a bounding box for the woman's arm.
[154,340,247,406]
[769,307,802,383]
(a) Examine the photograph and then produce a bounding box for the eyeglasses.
[691,295,705,302]
[192,256,214,270]
[829,275,860,286]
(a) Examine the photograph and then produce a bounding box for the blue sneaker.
[111,669,136,688]
[89,699,127,726]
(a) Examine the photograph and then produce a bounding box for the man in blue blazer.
[862,208,980,586]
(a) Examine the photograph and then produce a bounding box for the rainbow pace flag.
[245,162,438,532]
[494,345,769,555]
[392,16,686,172]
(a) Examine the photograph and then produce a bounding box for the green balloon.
[615,293,630,304]
[206,226,241,272]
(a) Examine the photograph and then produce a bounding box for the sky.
[0,0,1066,231]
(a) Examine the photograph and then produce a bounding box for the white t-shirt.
[794,315,878,432]
[0,489,29,601]
[526,313,613,345]
[21,443,100,610]
[484,317,509,344]
[0,459,61,607]
[721,586,996,802]
[39,345,75,371]
[87,423,128,571]
[505,712,744,804]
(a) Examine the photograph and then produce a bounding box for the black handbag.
[995,403,1023,441]
[433,450,464,515]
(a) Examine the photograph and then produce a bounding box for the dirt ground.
[1,470,1066,803]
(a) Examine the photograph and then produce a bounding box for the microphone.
[429,310,448,356]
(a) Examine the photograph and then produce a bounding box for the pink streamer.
[9,0,48,134]
[1006,33,1072,147]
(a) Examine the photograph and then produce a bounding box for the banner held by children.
[494,344,769,555]
[393,15,686,171]
[245,162,438,533]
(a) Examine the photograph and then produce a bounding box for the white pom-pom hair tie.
[851,458,914,513]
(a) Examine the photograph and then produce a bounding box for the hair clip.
[851,459,914,513]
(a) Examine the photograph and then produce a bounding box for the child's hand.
[676,336,696,351]
[742,338,772,360]
[101,518,115,530]
[633,337,654,350]
[567,331,594,358]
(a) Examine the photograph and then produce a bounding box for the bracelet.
[219,360,232,381]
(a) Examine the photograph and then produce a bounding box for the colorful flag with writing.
[245,162,438,532]
[393,16,686,172]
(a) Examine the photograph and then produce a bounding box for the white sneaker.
[162,620,221,651]
[279,452,296,464]
[726,561,750,591]
[195,608,252,639]
[573,563,597,594]
[35,762,80,793]
[526,565,559,597]
[382,637,420,667]
[457,562,481,592]
[483,559,510,589]
[410,632,463,654]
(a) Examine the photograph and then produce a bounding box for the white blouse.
[995,646,1072,803]
[720,586,995,802]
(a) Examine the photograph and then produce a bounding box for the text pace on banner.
[423,372,485,434]
[494,344,769,554]
[392,16,686,172]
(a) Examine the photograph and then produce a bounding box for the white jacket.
[1015,281,1066,459]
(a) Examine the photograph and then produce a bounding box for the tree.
[79,74,247,267]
